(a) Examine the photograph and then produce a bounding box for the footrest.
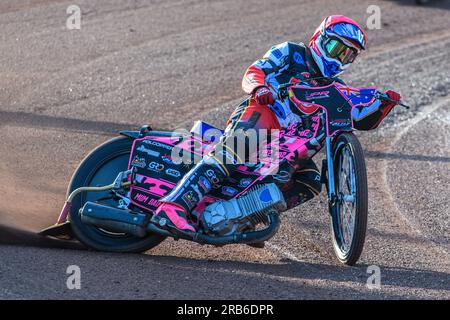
[38,221,74,240]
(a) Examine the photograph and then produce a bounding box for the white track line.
[382,96,450,257]
[265,242,304,263]
[267,97,450,263]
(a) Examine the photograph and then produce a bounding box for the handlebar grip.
[377,91,410,109]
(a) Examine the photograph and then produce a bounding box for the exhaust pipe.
[147,211,280,245]
[193,212,280,245]
[80,202,281,245]
[80,202,149,238]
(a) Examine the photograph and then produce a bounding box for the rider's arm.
[352,99,396,130]
[242,42,291,94]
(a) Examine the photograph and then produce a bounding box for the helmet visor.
[324,38,359,65]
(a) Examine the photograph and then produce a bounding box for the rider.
[151,15,402,235]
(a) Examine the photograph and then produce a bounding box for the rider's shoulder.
[273,41,307,52]
[287,41,307,50]
[264,41,307,61]
[264,42,290,59]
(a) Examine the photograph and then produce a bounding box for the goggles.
[323,37,359,65]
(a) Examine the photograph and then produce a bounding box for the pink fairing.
[144,136,178,145]
[141,176,175,196]
[151,135,210,157]
[127,136,178,169]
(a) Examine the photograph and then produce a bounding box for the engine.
[200,183,286,236]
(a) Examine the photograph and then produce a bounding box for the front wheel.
[329,133,368,266]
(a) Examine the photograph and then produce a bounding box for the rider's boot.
[151,156,228,236]
[152,202,196,235]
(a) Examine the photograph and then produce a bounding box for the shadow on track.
[0,110,140,136]
[365,150,450,163]
[0,223,84,250]
[140,254,450,295]
[0,221,447,298]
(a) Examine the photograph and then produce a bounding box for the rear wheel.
[68,136,166,253]
[329,133,368,265]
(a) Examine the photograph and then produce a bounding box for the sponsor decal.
[131,156,146,168]
[136,145,160,158]
[133,192,161,208]
[191,184,203,199]
[293,51,304,64]
[134,193,149,203]
[142,139,173,151]
[148,198,161,208]
[162,154,177,165]
[330,119,352,127]
[222,186,238,196]
[165,168,181,178]
[199,175,211,192]
[305,91,330,100]
[182,191,197,210]
[238,178,253,188]
[206,169,220,185]
[148,161,164,172]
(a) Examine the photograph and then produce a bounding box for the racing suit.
[154,41,397,230]
[237,41,397,208]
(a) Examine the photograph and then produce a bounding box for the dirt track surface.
[0,0,449,299]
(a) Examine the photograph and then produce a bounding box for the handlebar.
[276,83,411,110]
[375,91,410,109]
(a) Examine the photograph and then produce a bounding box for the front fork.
[323,136,338,207]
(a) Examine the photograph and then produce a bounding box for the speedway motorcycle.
[40,81,409,266]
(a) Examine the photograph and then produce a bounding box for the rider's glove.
[253,86,274,105]
[386,90,401,104]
